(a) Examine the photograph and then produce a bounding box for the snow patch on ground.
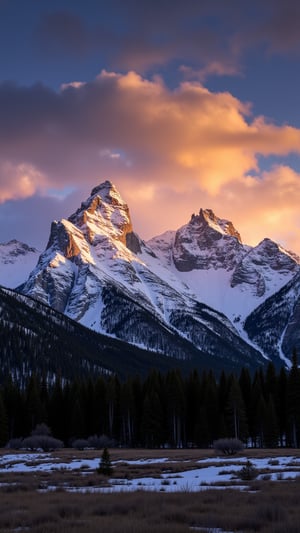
[1,453,300,493]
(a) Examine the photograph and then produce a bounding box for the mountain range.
[1,180,300,376]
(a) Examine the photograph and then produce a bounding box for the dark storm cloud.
[32,0,300,78]
[32,0,242,74]
[258,1,300,54]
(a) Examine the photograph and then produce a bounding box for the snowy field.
[1,451,300,493]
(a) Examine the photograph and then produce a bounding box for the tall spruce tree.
[263,396,279,448]
[0,391,8,447]
[226,376,248,441]
[277,367,287,446]
[287,350,300,447]
[204,371,219,443]
[166,370,185,447]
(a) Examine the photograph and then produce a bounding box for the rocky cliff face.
[171,208,244,272]
[18,181,300,368]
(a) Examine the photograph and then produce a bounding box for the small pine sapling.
[238,460,258,481]
[98,447,113,476]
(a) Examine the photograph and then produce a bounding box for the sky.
[2,0,300,252]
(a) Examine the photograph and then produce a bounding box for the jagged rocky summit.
[17,180,300,368]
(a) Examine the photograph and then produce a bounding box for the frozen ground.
[1,452,300,493]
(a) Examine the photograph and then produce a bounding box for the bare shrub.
[88,434,117,449]
[213,438,244,455]
[71,439,89,450]
[31,423,52,436]
[22,435,63,452]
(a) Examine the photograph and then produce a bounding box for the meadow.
[1,448,300,532]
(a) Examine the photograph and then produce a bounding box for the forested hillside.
[0,286,264,386]
[1,357,300,449]
[0,287,201,384]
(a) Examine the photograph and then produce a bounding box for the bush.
[88,434,117,449]
[213,438,244,455]
[22,435,63,452]
[72,439,89,450]
[238,460,258,481]
[31,423,52,436]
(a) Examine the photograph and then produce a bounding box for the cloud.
[128,164,300,256]
[33,2,242,74]
[32,1,300,83]
[231,1,300,59]
[2,70,300,194]
[1,70,300,251]
[0,159,46,202]
[256,1,300,55]
[179,62,240,82]
[214,165,300,251]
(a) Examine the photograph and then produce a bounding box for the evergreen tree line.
[1,356,300,449]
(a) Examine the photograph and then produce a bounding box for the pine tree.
[25,375,44,432]
[98,447,112,475]
[94,376,107,436]
[48,376,65,441]
[277,366,287,446]
[141,371,165,447]
[287,350,300,447]
[204,371,219,443]
[106,376,121,440]
[185,369,201,445]
[239,367,252,438]
[2,378,23,439]
[251,372,265,447]
[120,379,135,446]
[263,396,279,448]
[166,370,185,448]
[0,392,8,447]
[226,376,248,442]
[254,394,267,448]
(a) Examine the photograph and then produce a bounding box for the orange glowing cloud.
[0,160,46,202]
[219,165,300,252]
[2,71,300,252]
[126,164,300,255]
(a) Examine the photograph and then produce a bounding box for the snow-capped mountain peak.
[171,208,244,272]
[0,239,40,289]
[11,180,300,368]
[68,180,133,246]
[197,208,242,242]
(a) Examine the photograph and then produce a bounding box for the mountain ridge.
[3,180,300,370]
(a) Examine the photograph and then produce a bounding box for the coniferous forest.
[1,354,300,450]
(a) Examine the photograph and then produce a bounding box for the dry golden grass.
[1,480,300,532]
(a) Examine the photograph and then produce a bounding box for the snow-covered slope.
[18,181,265,370]
[17,180,300,368]
[147,210,300,358]
[0,240,40,288]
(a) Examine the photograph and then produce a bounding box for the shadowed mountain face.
[2,286,227,383]
[16,180,300,369]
